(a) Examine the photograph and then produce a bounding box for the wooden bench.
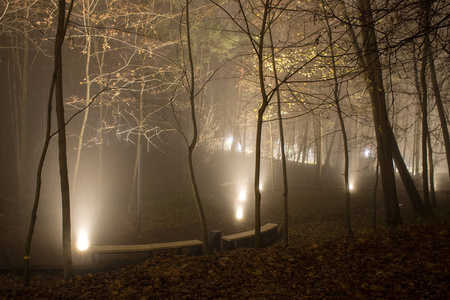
[221,223,278,250]
[89,239,204,263]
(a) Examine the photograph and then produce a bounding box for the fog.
[1,0,449,270]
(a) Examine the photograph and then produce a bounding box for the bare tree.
[24,0,76,284]
[54,0,74,280]
[268,24,289,247]
[322,0,353,235]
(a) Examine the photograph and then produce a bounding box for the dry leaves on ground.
[2,220,449,299]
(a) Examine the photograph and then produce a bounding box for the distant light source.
[225,136,233,151]
[364,149,370,158]
[239,189,246,202]
[77,231,89,251]
[259,183,263,191]
[236,206,244,220]
[349,183,354,191]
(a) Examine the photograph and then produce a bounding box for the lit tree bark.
[128,78,145,229]
[72,0,94,192]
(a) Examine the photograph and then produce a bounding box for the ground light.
[239,189,246,202]
[77,231,89,251]
[236,206,244,220]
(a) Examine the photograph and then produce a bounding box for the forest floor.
[1,219,449,299]
[1,188,450,299]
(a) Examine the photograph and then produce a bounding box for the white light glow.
[239,189,246,202]
[364,149,370,158]
[77,231,89,251]
[225,136,233,151]
[236,206,244,220]
[349,183,354,191]
[259,183,263,191]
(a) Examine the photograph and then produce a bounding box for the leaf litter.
[1,219,449,299]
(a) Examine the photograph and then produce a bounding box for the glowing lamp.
[236,206,243,220]
[239,189,246,202]
[225,136,233,150]
[77,231,89,251]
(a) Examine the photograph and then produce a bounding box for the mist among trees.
[1,0,450,289]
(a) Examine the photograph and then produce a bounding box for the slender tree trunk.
[128,79,144,229]
[419,5,432,212]
[94,36,107,204]
[353,113,360,172]
[314,116,322,186]
[373,159,379,230]
[54,0,73,279]
[252,1,271,248]
[24,72,56,287]
[323,120,337,174]
[24,0,75,284]
[72,1,93,192]
[429,51,450,181]
[269,27,289,247]
[269,122,275,194]
[19,36,29,203]
[427,132,437,209]
[324,6,353,235]
[301,120,309,164]
[185,0,209,253]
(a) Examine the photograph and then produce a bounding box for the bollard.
[208,230,222,253]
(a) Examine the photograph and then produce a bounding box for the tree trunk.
[269,27,289,248]
[314,116,322,186]
[429,50,450,182]
[185,0,209,253]
[19,35,29,203]
[341,0,402,226]
[324,6,353,235]
[301,120,309,164]
[419,3,433,213]
[322,119,337,175]
[269,122,275,194]
[420,55,431,212]
[72,1,93,192]
[24,72,57,287]
[427,132,437,209]
[54,0,73,279]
